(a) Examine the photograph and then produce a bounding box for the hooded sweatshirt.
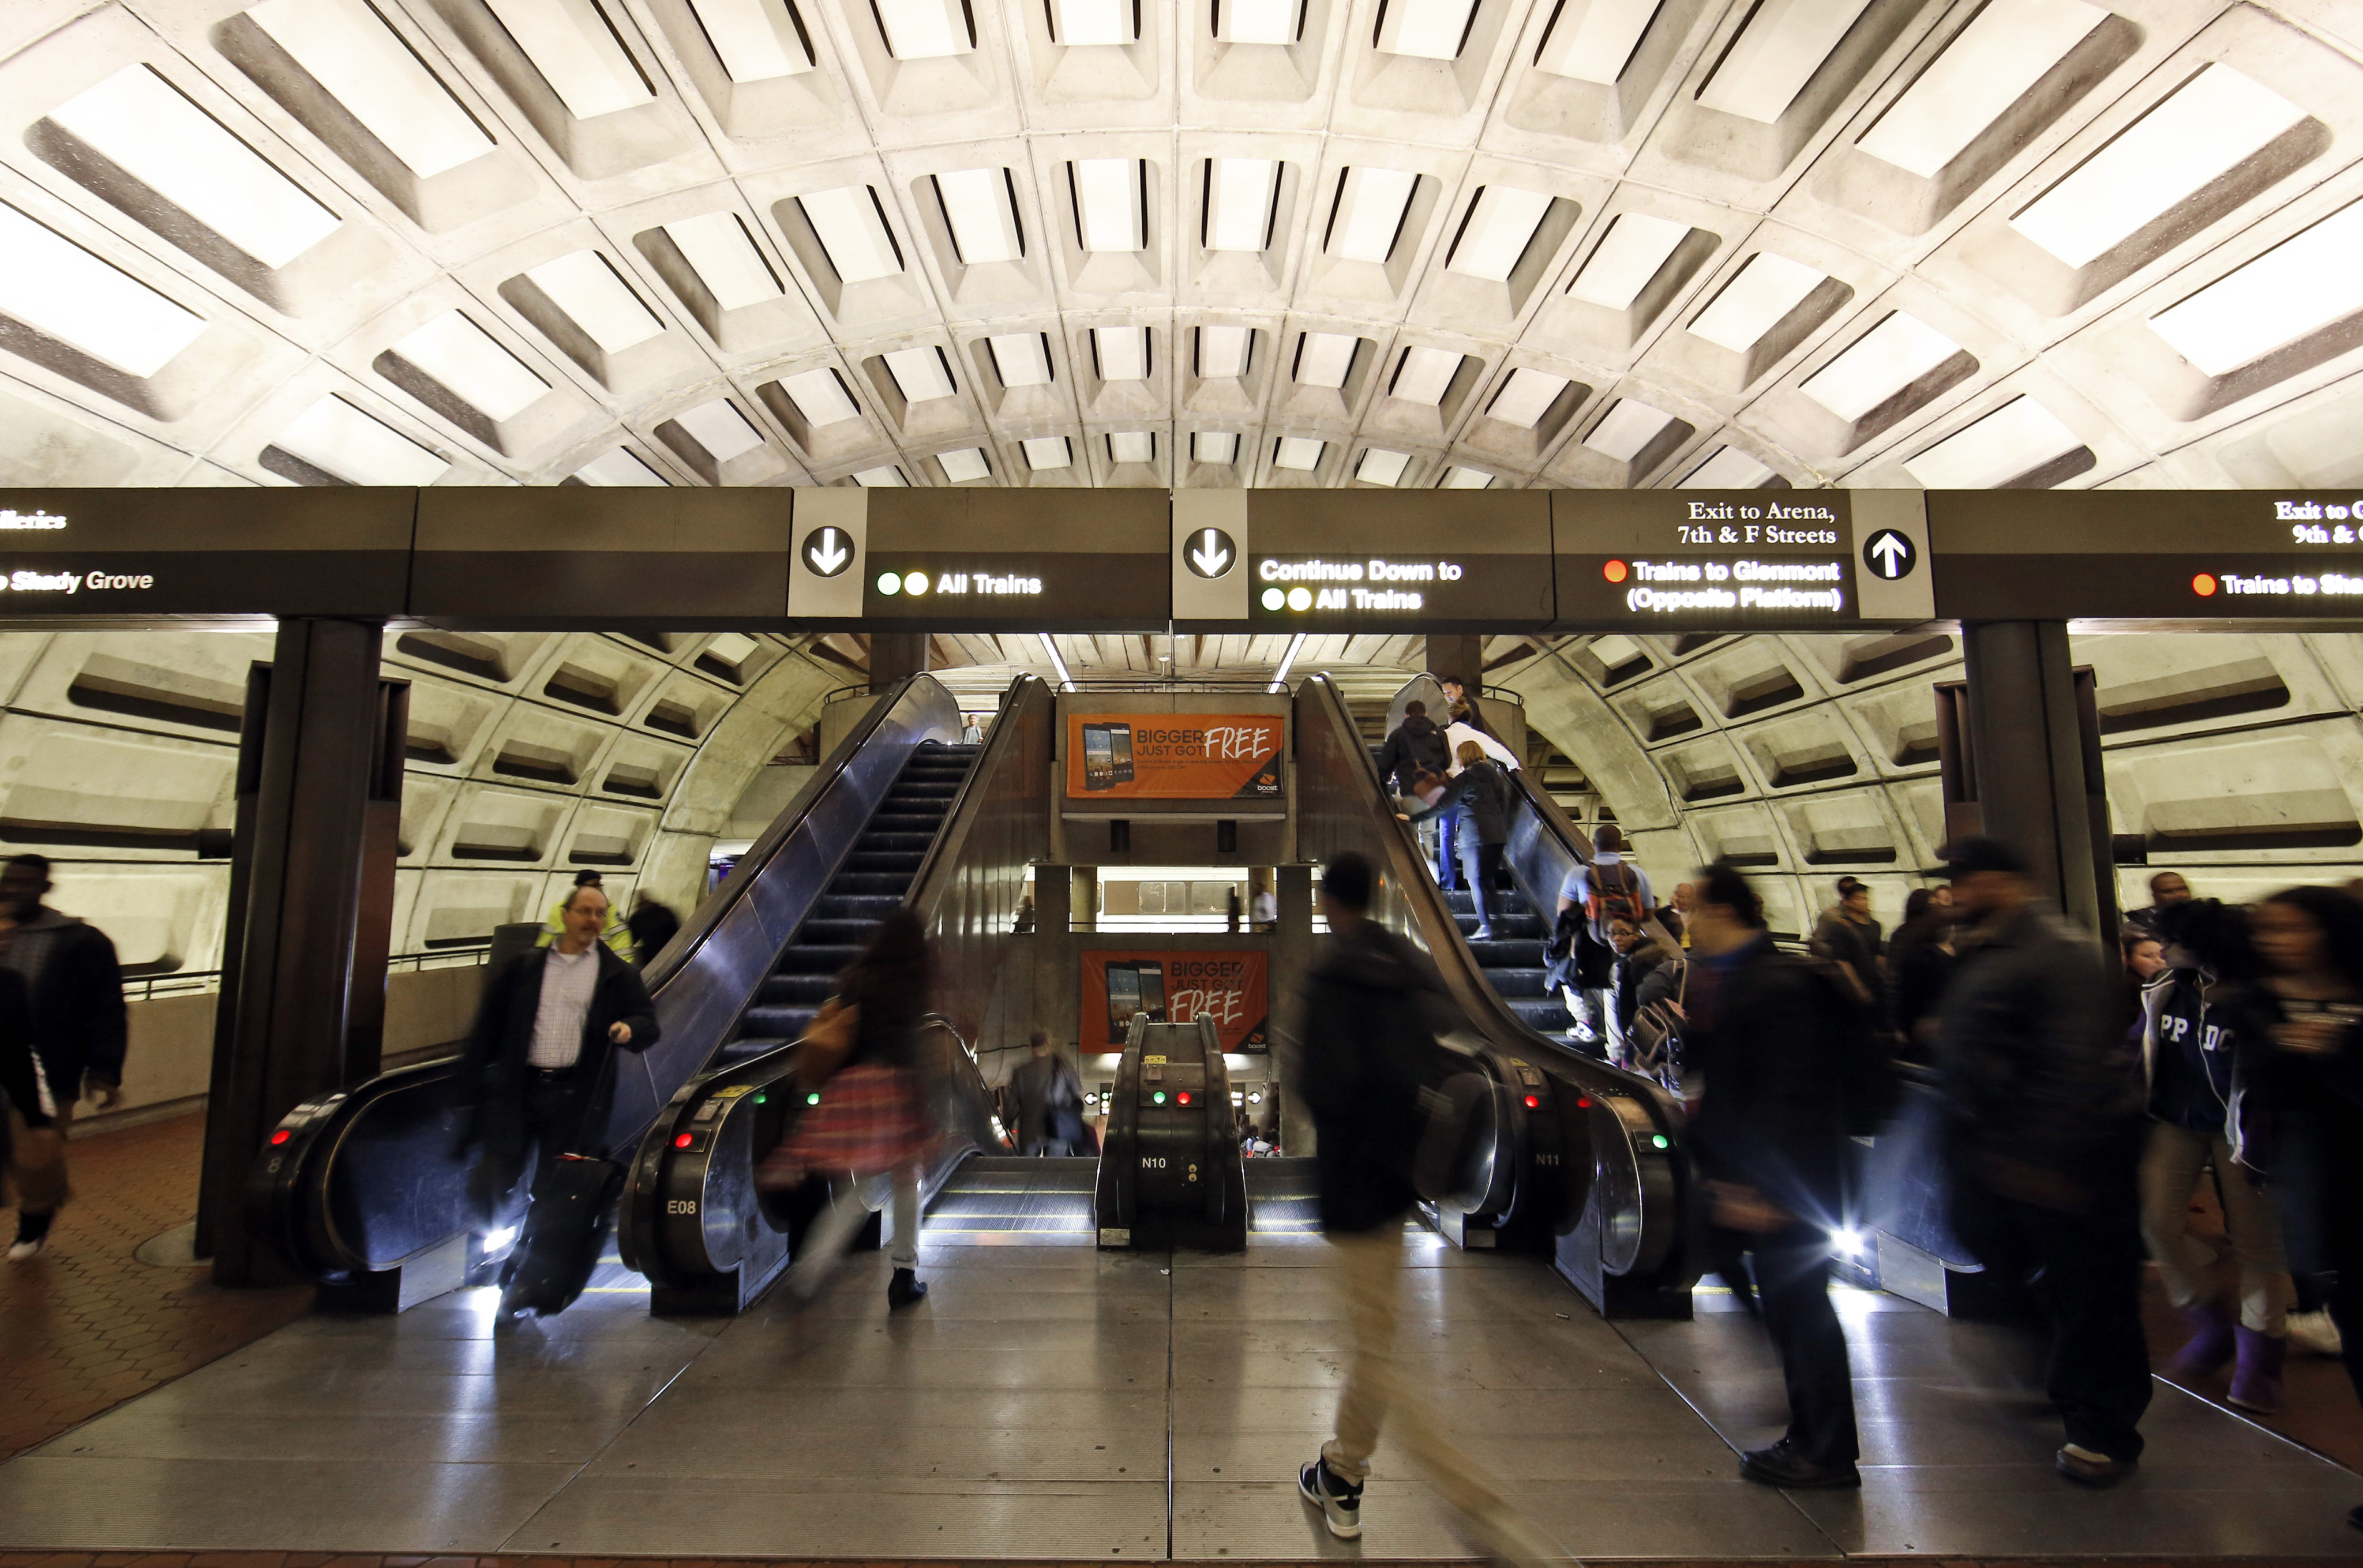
[1375,713,1450,796]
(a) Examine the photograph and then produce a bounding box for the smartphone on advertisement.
[1082,723,1116,790]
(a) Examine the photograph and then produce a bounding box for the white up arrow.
[1868,532,1909,578]
[808,530,850,575]
[1190,530,1231,576]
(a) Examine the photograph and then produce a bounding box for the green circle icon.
[1260,587,1285,611]
[1286,586,1313,612]
[876,571,901,595]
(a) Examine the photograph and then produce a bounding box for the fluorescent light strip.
[1217,0,1299,45]
[1679,446,1773,487]
[245,0,495,179]
[1051,0,1132,46]
[1901,395,2084,487]
[1193,430,1240,463]
[1294,332,1358,389]
[989,332,1054,388]
[854,464,907,486]
[1484,367,1569,429]
[1687,252,1828,354]
[275,395,450,484]
[884,345,958,401]
[1375,0,1477,61]
[1198,325,1253,379]
[1440,465,1492,489]
[1534,0,1663,85]
[1356,448,1411,486]
[687,0,815,81]
[663,212,783,310]
[2147,200,2363,378]
[778,366,861,426]
[1273,435,1325,470]
[1582,397,1674,461]
[522,250,665,353]
[874,0,972,57]
[1039,632,1075,689]
[1696,0,1876,125]
[1108,430,1156,463]
[1269,631,1307,692]
[674,397,766,461]
[1094,326,1150,381]
[1206,158,1280,252]
[937,446,991,481]
[798,187,903,283]
[1567,212,1689,310]
[389,312,547,421]
[1449,186,1555,283]
[1330,167,1419,264]
[1072,159,1145,253]
[576,447,667,485]
[1023,436,1073,470]
[936,168,1023,265]
[48,66,340,270]
[482,0,655,118]
[1389,346,1462,406]
[0,202,207,378]
[1858,0,2107,179]
[2011,65,2311,271]
[1799,312,1962,423]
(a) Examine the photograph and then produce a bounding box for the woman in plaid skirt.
[771,907,938,1308]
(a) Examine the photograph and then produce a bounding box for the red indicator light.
[673,1132,693,1148]
[1523,1094,1540,1109]
[1177,1090,1192,1105]
[1576,1096,1592,1109]
[2192,572,2218,597]
[268,1128,292,1146]
[1603,559,1629,584]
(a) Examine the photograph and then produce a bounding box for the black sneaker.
[887,1267,928,1309]
[1739,1438,1860,1489]
[1298,1457,1363,1539]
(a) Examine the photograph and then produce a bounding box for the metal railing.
[122,944,492,1003]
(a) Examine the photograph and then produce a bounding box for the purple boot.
[2167,1304,2236,1378]
[2228,1326,2287,1415]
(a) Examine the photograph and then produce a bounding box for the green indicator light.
[1152,1091,1167,1105]
[807,1091,822,1106]
[1650,1134,1670,1149]
[876,570,901,595]
[753,1093,767,1104]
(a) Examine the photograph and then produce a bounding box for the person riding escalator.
[1404,743,1513,941]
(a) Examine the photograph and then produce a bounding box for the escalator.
[1295,673,1696,1315]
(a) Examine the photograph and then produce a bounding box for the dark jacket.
[1296,918,1451,1233]
[1684,936,1853,1222]
[1810,910,1884,1006]
[2218,984,2363,1275]
[2140,965,2235,1132]
[1888,916,1953,1054]
[1614,941,1682,1035]
[0,971,45,1126]
[5,910,126,1101]
[453,944,659,1170]
[1375,714,1449,797]
[625,901,681,967]
[1934,901,2138,1186]
[1410,761,1511,845]
[1011,1051,1083,1144]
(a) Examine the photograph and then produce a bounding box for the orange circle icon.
[1603,559,1629,583]
[2192,573,2218,597]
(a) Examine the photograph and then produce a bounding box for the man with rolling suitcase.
[454,882,659,1316]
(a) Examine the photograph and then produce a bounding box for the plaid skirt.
[759,1064,932,1187]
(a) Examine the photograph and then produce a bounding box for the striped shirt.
[527,947,600,1070]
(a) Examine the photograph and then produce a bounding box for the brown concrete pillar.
[1423,634,1485,691]
[869,632,929,693]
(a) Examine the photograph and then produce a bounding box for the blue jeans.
[1456,818,1502,934]
[1435,805,1462,887]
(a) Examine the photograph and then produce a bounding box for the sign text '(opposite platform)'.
[1611,557,1847,614]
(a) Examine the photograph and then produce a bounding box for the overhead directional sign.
[862,490,1168,630]
[1554,491,1874,631]
[801,526,854,577]
[1863,528,1916,582]
[1186,528,1236,579]
[1216,492,1554,631]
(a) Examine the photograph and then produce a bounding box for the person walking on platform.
[1933,836,2151,1487]
[1810,876,1885,1013]
[624,891,681,969]
[1292,852,1561,1566]
[2123,870,2195,939]
[1405,741,1513,940]
[539,870,636,961]
[765,908,939,1310]
[1683,862,1866,1488]
[1888,887,1955,1062]
[2139,899,2291,1413]
[453,881,658,1306]
[1010,1029,1084,1156]
[0,855,126,1262]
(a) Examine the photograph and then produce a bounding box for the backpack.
[1585,861,1645,932]
[1802,958,1900,1137]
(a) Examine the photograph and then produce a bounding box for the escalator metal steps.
[1246,1156,1321,1240]
[922,1155,1097,1246]
[1442,886,1575,1038]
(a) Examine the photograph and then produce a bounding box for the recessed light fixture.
[522,250,666,354]
[1799,312,1963,424]
[778,366,862,426]
[0,202,207,378]
[1901,395,2084,487]
[1483,368,1570,430]
[481,0,657,118]
[243,0,497,178]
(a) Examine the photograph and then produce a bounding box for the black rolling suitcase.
[499,1153,622,1318]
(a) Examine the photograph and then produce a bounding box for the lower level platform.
[1,1220,2358,1561]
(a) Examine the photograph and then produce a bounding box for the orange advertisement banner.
[1064,713,1284,800]
[1083,950,1269,1054]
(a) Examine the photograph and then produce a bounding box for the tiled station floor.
[2,1211,2361,1562]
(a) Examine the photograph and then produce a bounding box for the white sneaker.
[1299,1458,1362,1540]
[2289,1307,2344,1357]
[7,1237,43,1262]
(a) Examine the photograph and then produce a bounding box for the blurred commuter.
[1656,881,1692,948]
[1889,887,1956,1061]
[1375,700,1450,801]
[2219,886,2363,1533]
[1010,1029,1085,1157]
[1933,836,2150,1486]
[0,856,125,1261]
[1810,877,1885,1012]
[1555,826,1652,1047]
[1227,885,1243,933]
[1406,742,1513,940]
[1252,886,1278,933]
[625,892,680,969]
[767,908,937,1309]
[1683,861,1865,1488]
[2139,899,2290,1413]
[539,870,635,960]
[1443,704,1520,774]
[1293,852,1559,1565]
[1012,894,1036,934]
[452,883,657,1296]
[1436,674,1490,736]
[0,970,52,1262]
[1608,914,1683,1076]
[2124,871,2194,939]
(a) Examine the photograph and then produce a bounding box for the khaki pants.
[1321,1225,1504,1516]
[6,1100,71,1215]
[2139,1120,2290,1334]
